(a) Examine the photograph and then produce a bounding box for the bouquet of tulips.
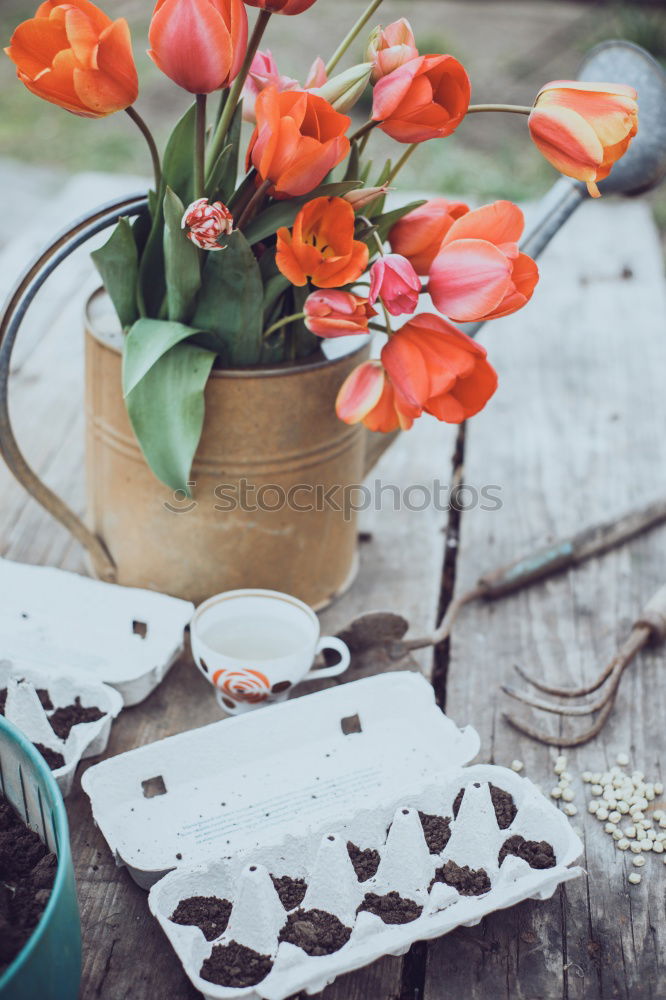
[5,0,638,493]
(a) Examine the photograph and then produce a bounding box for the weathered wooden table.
[1,173,665,999]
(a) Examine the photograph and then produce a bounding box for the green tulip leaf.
[124,339,215,494]
[123,317,202,397]
[193,230,264,365]
[163,187,201,324]
[91,218,139,330]
[372,200,427,242]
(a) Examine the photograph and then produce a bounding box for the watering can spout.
[363,428,401,477]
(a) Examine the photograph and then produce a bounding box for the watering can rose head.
[4,0,138,117]
[528,81,638,197]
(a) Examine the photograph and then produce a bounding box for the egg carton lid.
[0,557,194,705]
[82,672,481,887]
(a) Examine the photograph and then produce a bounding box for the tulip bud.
[182,198,233,251]
[369,254,421,317]
[304,290,376,338]
[311,63,373,113]
[365,18,418,83]
[343,186,389,211]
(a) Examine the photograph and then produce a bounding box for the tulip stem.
[206,10,272,178]
[125,107,162,190]
[326,0,385,75]
[263,312,306,339]
[350,119,377,143]
[386,143,417,184]
[195,94,207,199]
[236,178,271,230]
[466,104,532,115]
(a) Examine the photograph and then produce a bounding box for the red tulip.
[247,87,350,198]
[369,254,421,316]
[428,201,539,323]
[529,80,638,197]
[372,54,470,143]
[5,0,138,118]
[304,290,376,337]
[182,198,233,250]
[276,196,368,288]
[243,0,318,13]
[149,0,248,94]
[388,198,469,276]
[365,18,418,83]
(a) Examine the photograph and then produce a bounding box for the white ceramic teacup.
[190,589,351,714]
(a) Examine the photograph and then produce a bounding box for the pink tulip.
[304,290,376,337]
[336,361,414,431]
[148,0,248,94]
[182,198,233,250]
[428,201,539,323]
[366,18,418,83]
[369,254,421,316]
[372,54,470,143]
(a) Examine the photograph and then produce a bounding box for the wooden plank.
[424,200,666,1000]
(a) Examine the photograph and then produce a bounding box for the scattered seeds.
[628,872,642,885]
[564,804,577,817]
[561,789,575,803]
[632,856,646,867]
[550,788,562,800]
[617,838,630,851]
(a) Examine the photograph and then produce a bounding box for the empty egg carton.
[0,659,123,795]
[82,673,582,998]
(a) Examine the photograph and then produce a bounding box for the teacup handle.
[305,636,351,680]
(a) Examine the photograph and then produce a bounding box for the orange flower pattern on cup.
[211,667,272,703]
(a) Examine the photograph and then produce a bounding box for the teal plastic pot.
[0,715,81,1000]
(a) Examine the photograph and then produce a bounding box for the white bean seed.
[609,811,621,823]
[617,801,630,814]
[612,829,623,841]
[654,782,663,795]
[588,800,600,814]
[630,842,642,854]
[551,787,562,799]
[591,784,603,796]
[653,842,664,854]
[582,771,593,783]
[632,855,646,867]
[564,804,577,816]
[561,789,575,802]
[511,760,524,772]
[616,752,630,766]
[624,825,637,838]
[628,872,642,884]
[617,838,630,850]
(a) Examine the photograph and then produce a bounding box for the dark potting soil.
[32,743,65,771]
[271,874,307,911]
[452,783,517,829]
[347,841,380,882]
[170,895,232,941]
[200,941,272,988]
[358,891,423,924]
[48,697,104,740]
[0,797,57,973]
[279,907,352,956]
[418,811,452,853]
[499,834,556,870]
[431,859,491,896]
[0,687,53,715]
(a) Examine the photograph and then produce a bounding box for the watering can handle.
[0,194,148,583]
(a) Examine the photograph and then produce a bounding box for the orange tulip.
[149,0,248,94]
[247,87,350,198]
[529,81,638,197]
[372,54,470,143]
[276,196,368,288]
[5,0,138,118]
[337,314,497,431]
[428,201,539,323]
[243,0,317,12]
[388,198,469,276]
[304,290,376,337]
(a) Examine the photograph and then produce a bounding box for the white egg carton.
[82,673,583,999]
[0,659,123,795]
[0,557,194,705]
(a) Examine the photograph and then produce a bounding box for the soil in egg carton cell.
[498,835,556,870]
[0,686,53,715]
[431,859,491,896]
[347,841,381,882]
[453,783,517,829]
[0,797,57,973]
[48,697,104,740]
[32,743,65,771]
[170,895,232,941]
[279,907,352,956]
[418,811,452,853]
[200,941,273,989]
[271,874,308,911]
[358,891,423,924]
